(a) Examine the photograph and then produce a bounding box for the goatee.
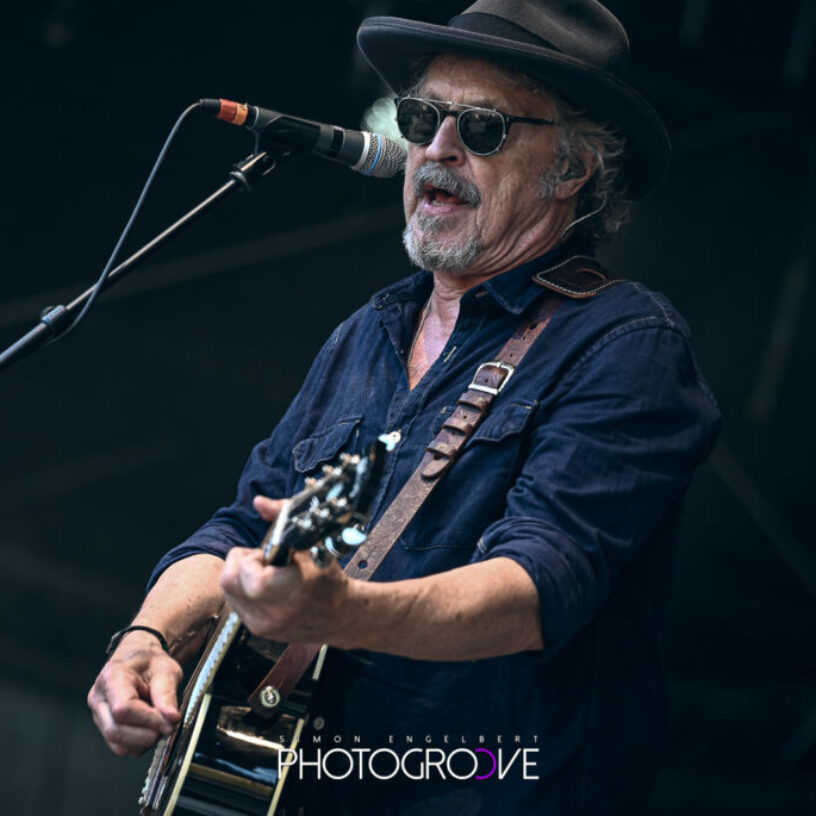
[402,163,483,273]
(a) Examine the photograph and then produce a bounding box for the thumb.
[148,663,182,726]
[253,495,286,522]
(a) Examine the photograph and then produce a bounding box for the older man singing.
[88,1,720,813]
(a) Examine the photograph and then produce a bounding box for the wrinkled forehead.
[415,54,558,116]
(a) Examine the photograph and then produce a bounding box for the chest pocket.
[465,398,537,445]
[292,414,363,475]
[400,399,538,554]
[429,399,537,447]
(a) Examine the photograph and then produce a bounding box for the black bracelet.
[106,625,170,657]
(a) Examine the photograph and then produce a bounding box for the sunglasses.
[394,96,559,157]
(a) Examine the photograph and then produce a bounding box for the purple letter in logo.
[474,748,497,780]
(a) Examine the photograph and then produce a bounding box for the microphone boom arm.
[0,151,276,374]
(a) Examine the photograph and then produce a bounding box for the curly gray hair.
[535,92,630,247]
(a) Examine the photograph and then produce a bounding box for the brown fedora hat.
[357,0,671,198]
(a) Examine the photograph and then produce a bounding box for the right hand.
[87,631,183,757]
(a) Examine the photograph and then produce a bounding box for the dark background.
[1,1,814,813]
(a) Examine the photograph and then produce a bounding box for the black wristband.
[106,625,170,657]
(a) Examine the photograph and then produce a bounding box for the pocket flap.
[468,400,537,444]
[292,415,363,473]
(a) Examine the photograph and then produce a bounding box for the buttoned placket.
[364,287,493,533]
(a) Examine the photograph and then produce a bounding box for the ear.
[553,151,599,201]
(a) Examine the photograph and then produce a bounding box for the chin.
[402,222,482,273]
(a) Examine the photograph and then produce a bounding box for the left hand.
[219,495,352,643]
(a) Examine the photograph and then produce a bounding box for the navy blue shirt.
[151,246,719,814]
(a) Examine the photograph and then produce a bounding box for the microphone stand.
[0,151,277,374]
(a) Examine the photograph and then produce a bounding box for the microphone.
[200,98,406,179]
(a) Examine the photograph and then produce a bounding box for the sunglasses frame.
[394,96,559,157]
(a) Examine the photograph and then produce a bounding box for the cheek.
[474,175,517,229]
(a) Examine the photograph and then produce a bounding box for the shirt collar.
[371,269,432,310]
[474,240,582,315]
[370,239,586,314]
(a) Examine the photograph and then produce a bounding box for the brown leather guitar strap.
[247,255,621,716]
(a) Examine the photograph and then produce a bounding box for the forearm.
[128,553,226,663]
[334,556,543,661]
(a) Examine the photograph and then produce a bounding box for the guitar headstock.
[261,434,391,567]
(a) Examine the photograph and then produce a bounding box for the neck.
[427,275,469,331]
[428,201,578,304]
[431,240,574,324]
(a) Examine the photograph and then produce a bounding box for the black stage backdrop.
[0,2,814,813]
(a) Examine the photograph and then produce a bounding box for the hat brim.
[357,16,671,199]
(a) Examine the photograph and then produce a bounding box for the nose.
[423,113,466,166]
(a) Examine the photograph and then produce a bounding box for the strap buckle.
[468,361,515,396]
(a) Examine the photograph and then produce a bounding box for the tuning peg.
[341,527,367,548]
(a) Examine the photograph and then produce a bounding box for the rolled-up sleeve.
[476,319,720,654]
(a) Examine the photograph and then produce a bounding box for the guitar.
[138,437,390,816]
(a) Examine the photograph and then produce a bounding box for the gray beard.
[402,212,482,274]
[401,162,483,274]
[401,162,561,274]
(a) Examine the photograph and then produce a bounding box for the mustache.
[412,163,481,207]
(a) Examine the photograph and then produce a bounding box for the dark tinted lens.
[458,108,505,155]
[396,99,439,145]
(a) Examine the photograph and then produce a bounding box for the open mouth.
[422,182,469,207]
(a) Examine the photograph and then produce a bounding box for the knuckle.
[112,738,147,757]
[101,721,121,743]
[220,564,236,589]
[243,580,264,602]
[86,685,99,709]
[109,701,132,722]
[163,658,183,681]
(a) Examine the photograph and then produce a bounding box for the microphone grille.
[358,133,406,179]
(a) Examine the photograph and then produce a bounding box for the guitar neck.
[260,496,295,567]
[139,441,390,816]
[182,609,242,728]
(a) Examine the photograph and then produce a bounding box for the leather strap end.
[421,453,453,480]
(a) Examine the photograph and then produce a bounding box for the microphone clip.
[229,152,278,190]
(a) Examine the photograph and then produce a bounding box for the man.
[88,1,720,813]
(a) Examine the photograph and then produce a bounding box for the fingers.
[253,495,286,522]
[88,649,183,756]
[237,550,277,600]
[88,680,165,756]
[221,547,263,597]
[221,547,300,603]
[146,661,182,724]
[220,543,348,643]
[91,698,166,757]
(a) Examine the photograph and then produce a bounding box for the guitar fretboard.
[184,610,241,727]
